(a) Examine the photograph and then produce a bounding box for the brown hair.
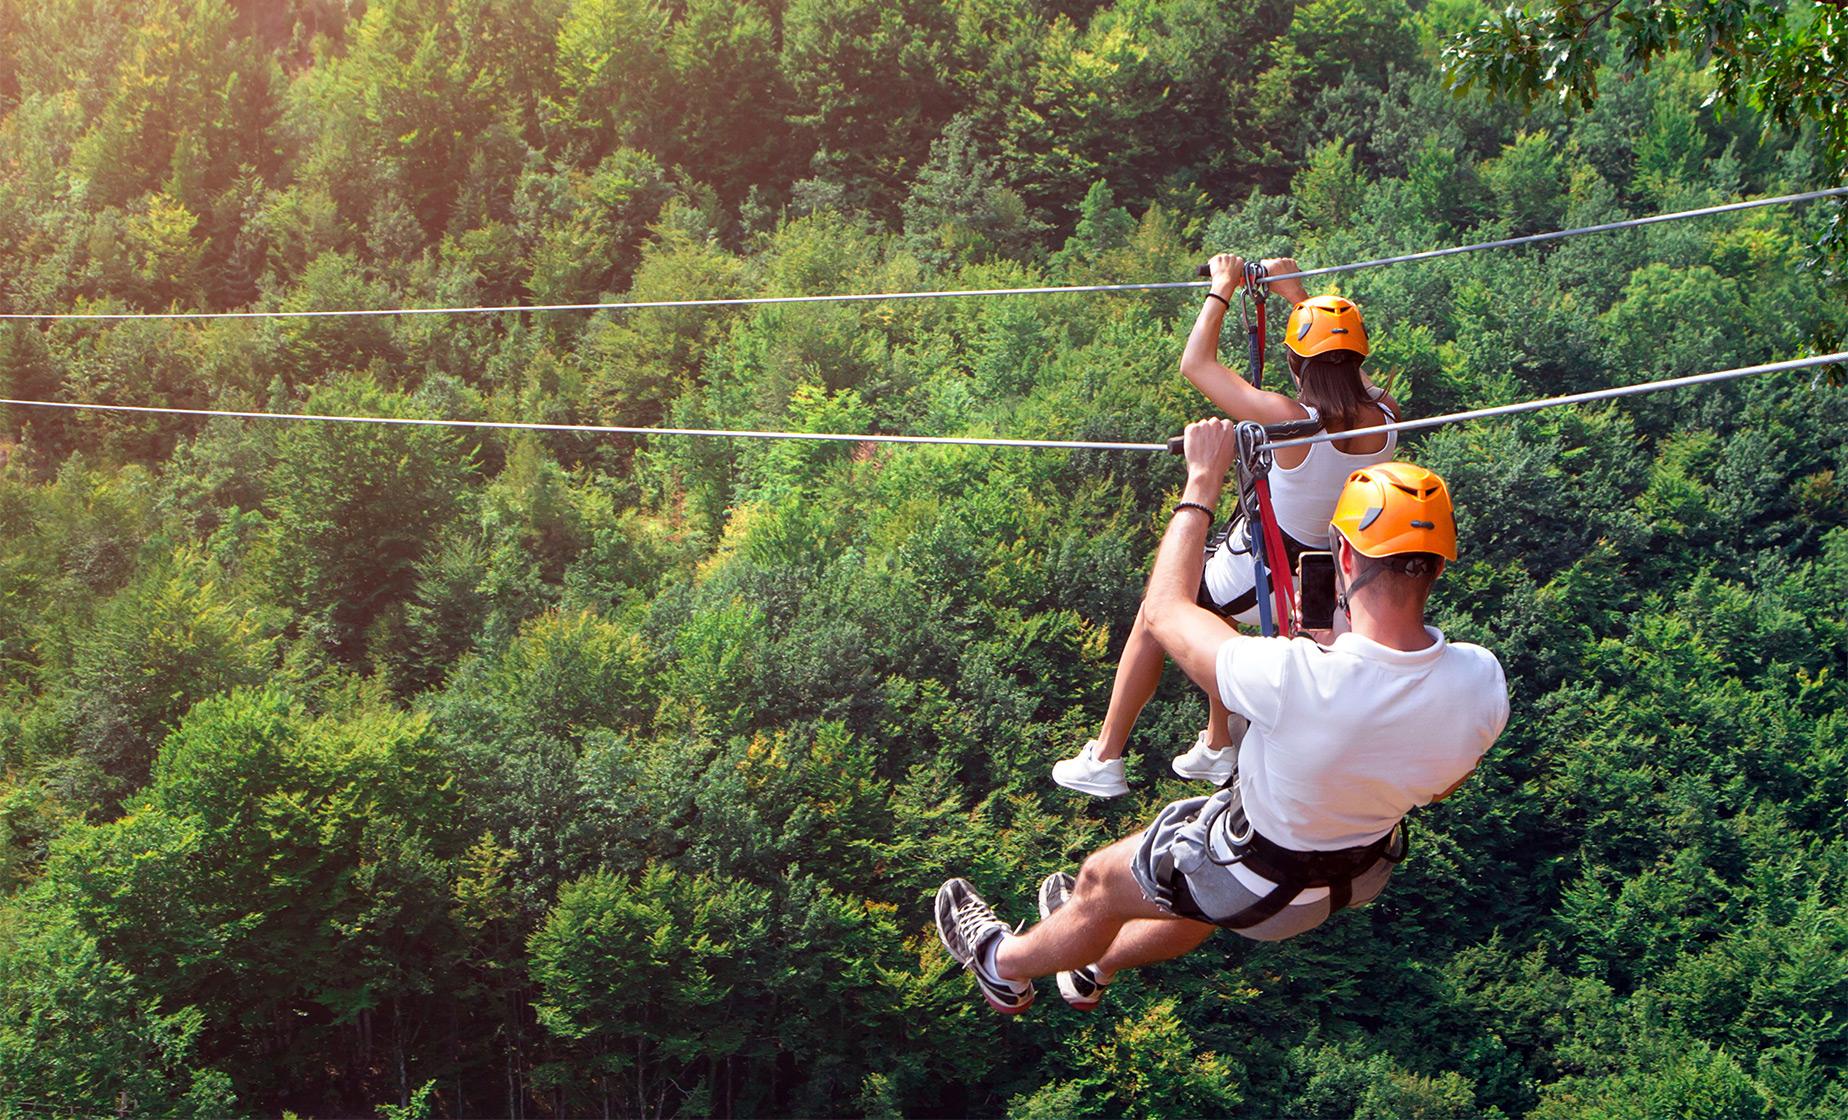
[1287,349,1372,430]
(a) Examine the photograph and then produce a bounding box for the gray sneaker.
[935,879,1035,1015]
[1037,872,1107,1011]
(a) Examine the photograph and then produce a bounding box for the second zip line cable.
[4,353,1843,453]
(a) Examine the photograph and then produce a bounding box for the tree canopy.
[0,0,1846,1116]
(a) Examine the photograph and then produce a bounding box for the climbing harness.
[1197,778,1406,930]
[1146,776,1408,928]
[1223,417,1323,637]
[1232,421,1285,636]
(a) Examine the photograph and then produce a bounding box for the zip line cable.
[1264,352,1848,451]
[1,187,1843,323]
[1271,185,1848,285]
[4,352,1843,453]
[0,397,1169,452]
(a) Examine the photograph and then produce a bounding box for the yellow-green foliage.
[0,0,1845,1115]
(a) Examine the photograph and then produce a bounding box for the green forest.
[1,0,1845,1115]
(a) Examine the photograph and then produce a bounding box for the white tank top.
[1269,390,1397,547]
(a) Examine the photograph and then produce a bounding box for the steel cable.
[1,188,1842,322]
[4,353,1842,452]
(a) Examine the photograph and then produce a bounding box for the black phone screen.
[1297,551,1336,631]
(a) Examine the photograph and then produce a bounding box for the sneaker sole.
[933,883,961,959]
[1171,757,1234,783]
[1052,771,1130,797]
[980,985,1035,1015]
[1036,875,1070,922]
[1055,968,1102,1011]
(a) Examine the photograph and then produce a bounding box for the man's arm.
[1142,419,1244,696]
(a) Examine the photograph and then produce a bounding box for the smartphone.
[1296,551,1336,631]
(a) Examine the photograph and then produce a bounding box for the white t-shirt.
[1215,626,1509,851]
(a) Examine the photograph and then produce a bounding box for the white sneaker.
[1171,729,1237,783]
[1052,739,1129,797]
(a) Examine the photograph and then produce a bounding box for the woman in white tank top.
[1052,255,1402,798]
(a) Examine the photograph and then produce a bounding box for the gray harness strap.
[1158,779,1407,930]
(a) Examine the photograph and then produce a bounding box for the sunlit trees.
[2,0,1848,1114]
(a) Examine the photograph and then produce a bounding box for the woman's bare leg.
[1094,607,1167,761]
[1206,689,1238,750]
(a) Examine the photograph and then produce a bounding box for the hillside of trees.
[1,0,1845,1116]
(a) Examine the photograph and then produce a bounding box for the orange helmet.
[1285,295,1369,359]
[1329,461,1457,561]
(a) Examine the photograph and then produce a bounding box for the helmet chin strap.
[1335,539,1357,620]
[1335,565,1376,621]
[1338,553,1438,619]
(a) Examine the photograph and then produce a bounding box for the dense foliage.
[1,0,1845,1116]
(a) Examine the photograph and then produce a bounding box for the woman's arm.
[1181,254,1312,425]
[1259,257,1309,307]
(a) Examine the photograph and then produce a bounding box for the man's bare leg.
[993,835,1174,981]
[1094,608,1168,761]
[1093,918,1217,983]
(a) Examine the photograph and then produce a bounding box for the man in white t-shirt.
[935,418,1509,1014]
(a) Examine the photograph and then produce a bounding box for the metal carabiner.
[1231,419,1280,635]
[1202,787,1256,867]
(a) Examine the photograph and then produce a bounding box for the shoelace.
[955,897,1000,951]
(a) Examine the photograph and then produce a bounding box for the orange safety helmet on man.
[1329,461,1457,561]
[1285,295,1370,359]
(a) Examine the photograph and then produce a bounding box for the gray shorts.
[1130,784,1394,942]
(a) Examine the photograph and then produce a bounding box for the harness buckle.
[1226,806,1254,848]
[1202,789,1256,867]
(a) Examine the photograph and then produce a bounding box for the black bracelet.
[1173,500,1216,520]
[1204,292,1231,310]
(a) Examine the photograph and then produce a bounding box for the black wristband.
[1204,292,1231,310]
[1173,500,1216,520]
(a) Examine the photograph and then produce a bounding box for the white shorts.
[1199,519,1320,627]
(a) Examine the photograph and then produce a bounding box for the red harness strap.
[1253,477,1297,636]
[1255,290,1267,376]
[1242,261,1268,390]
